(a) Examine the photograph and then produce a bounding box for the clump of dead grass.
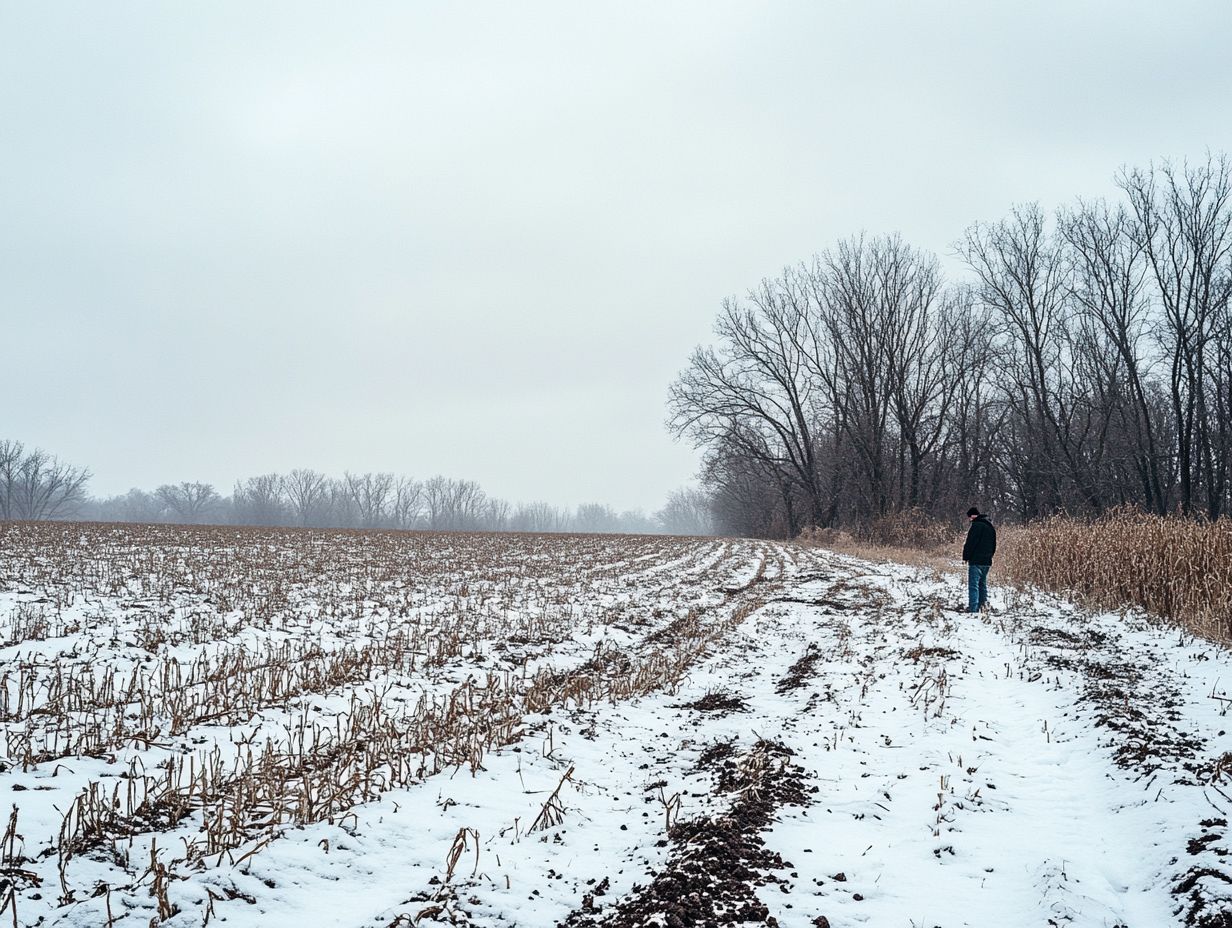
[797,510,961,571]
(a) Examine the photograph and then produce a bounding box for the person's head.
[966,506,980,521]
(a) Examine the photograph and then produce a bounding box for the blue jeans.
[968,563,990,613]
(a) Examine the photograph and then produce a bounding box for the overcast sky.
[4,1,1232,511]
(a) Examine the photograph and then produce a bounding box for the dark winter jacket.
[962,515,996,566]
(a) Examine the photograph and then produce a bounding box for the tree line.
[670,154,1232,538]
[0,440,92,521]
[0,439,714,535]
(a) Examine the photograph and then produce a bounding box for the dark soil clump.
[772,596,849,612]
[694,739,738,772]
[1077,657,1206,777]
[1176,818,1232,926]
[1174,865,1232,926]
[777,645,823,693]
[902,644,959,662]
[559,739,810,927]
[1027,621,1229,926]
[675,692,748,714]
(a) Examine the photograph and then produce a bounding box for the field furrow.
[2,524,1231,927]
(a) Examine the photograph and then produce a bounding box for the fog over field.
[9,6,1232,927]
[4,1,1231,519]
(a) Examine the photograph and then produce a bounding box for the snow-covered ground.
[3,524,1232,927]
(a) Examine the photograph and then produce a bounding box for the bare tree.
[941,294,1001,514]
[232,473,287,525]
[94,488,163,523]
[1120,155,1232,516]
[0,440,27,521]
[451,479,487,530]
[423,476,488,530]
[423,475,452,530]
[284,468,329,526]
[656,487,715,536]
[669,269,826,526]
[484,497,511,531]
[959,205,1112,515]
[811,235,965,517]
[813,237,898,519]
[1059,199,1168,512]
[390,476,423,529]
[617,509,657,533]
[327,478,357,526]
[154,482,220,523]
[574,503,620,533]
[0,441,91,520]
[510,501,567,533]
[344,471,395,528]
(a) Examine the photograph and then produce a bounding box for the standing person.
[962,506,996,613]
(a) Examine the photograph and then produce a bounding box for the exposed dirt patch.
[1030,626,1085,648]
[772,596,850,611]
[1174,861,1232,927]
[1025,618,1228,925]
[1077,657,1206,778]
[777,645,823,694]
[1029,626,1204,780]
[1029,625,1108,649]
[902,644,959,662]
[1174,781,1232,924]
[694,738,738,773]
[559,739,812,927]
[675,691,748,714]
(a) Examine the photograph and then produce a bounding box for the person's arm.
[989,524,997,557]
[962,525,972,562]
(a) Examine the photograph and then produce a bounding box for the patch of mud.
[559,740,812,927]
[1029,625,1107,649]
[694,738,738,772]
[772,596,850,611]
[902,644,959,662]
[1068,656,1206,778]
[777,645,823,694]
[675,691,748,714]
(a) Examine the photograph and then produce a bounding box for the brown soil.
[559,739,814,927]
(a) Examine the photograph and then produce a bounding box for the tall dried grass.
[1000,510,1232,642]
[798,508,962,571]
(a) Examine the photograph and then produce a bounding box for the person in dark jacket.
[962,507,996,613]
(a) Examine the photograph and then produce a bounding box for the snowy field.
[3,522,1232,927]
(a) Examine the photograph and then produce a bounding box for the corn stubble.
[0,521,776,923]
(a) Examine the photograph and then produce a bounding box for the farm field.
[2,523,1232,927]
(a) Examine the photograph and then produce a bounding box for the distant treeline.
[0,440,714,535]
[672,154,1232,538]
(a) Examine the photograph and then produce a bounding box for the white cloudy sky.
[3,1,1231,511]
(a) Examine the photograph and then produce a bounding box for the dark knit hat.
[966,507,981,517]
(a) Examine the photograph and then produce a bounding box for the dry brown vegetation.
[799,508,1232,643]
[1000,511,1232,642]
[796,509,962,572]
[0,520,793,924]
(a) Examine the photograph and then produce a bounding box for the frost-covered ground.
[3,523,1232,927]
